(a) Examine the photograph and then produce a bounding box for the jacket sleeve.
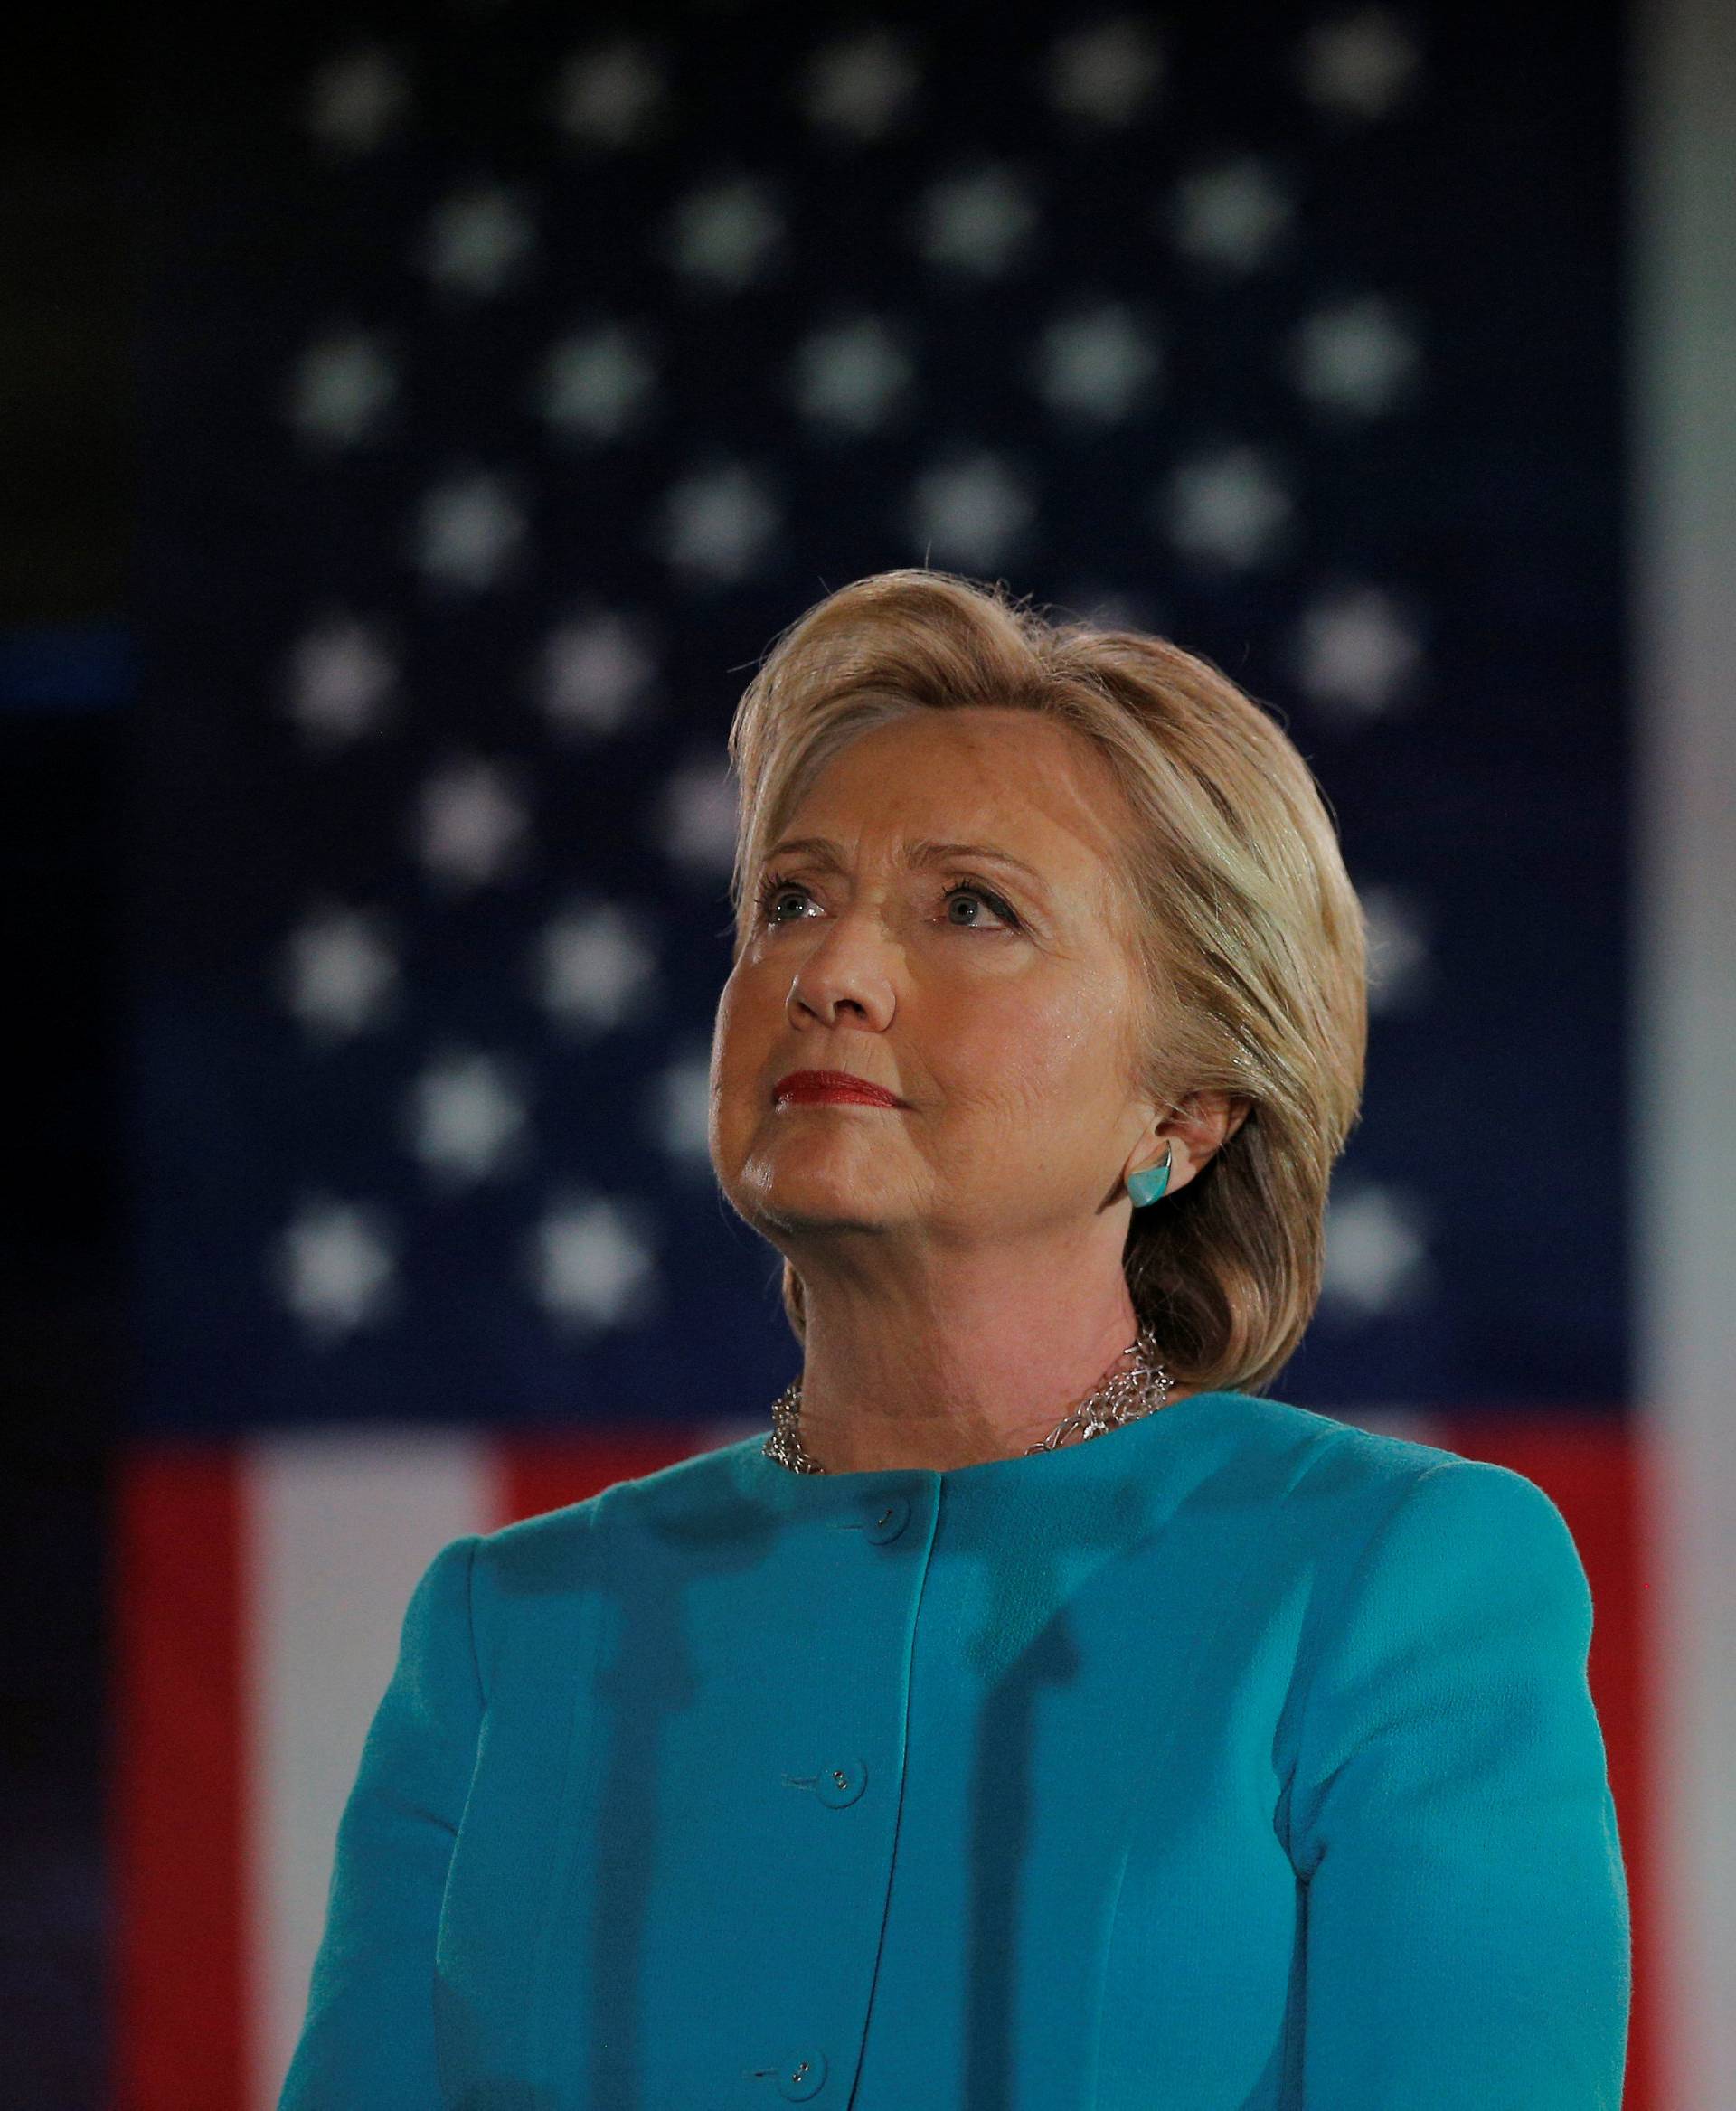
[1286,1459,1631,2108]
[278,1531,485,2110]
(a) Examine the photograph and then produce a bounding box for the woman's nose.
[785,909,897,1030]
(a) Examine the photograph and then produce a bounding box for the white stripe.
[245,1431,491,2111]
[1630,0,1736,2098]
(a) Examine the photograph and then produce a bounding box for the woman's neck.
[785,1249,1168,1473]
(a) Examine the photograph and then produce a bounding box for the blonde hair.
[724,568,1368,1397]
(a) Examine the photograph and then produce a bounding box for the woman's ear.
[1137,1089,1251,1195]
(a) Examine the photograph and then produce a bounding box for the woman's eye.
[762,885,807,924]
[943,885,1016,928]
[758,876,1017,930]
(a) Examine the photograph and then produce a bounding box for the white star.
[646,1045,713,1169]
[656,462,779,583]
[1033,303,1160,422]
[537,610,658,738]
[1046,20,1164,127]
[413,470,527,591]
[552,39,667,148]
[1292,294,1420,417]
[272,1196,397,1341]
[666,176,785,290]
[538,323,657,442]
[1293,583,1423,719]
[1299,9,1421,122]
[917,165,1037,278]
[281,905,401,1040]
[1160,447,1292,568]
[909,453,1034,569]
[1321,1182,1435,1318]
[1171,158,1296,272]
[403,1047,530,1187]
[797,28,919,140]
[288,330,397,447]
[790,316,914,433]
[1359,881,1433,1013]
[656,750,739,878]
[531,900,661,1037]
[414,757,531,891]
[285,616,397,747]
[526,1190,659,1331]
[1058,580,1167,632]
[423,184,536,298]
[306,46,409,156]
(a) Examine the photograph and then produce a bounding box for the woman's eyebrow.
[765,835,1048,885]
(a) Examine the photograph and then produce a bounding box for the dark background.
[3,10,128,2101]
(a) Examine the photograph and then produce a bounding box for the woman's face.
[709,707,1169,1262]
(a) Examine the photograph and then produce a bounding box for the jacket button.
[776,2048,828,2099]
[863,1493,910,1543]
[815,1758,867,1807]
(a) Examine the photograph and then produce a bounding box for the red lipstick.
[775,1070,903,1108]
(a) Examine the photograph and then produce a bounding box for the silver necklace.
[763,1325,1175,1475]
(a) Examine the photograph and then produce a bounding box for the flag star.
[646,1045,713,1168]
[306,46,409,156]
[532,900,661,1037]
[272,1196,397,1341]
[1171,158,1296,272]
[414,756,531,891]
[1299,8,1421,122]
[281,905,401,1040]
[1359,881,1433,1013]
[288,330,398,447]
[1293,583,1423,719]
[413,470,527,590]
[909,452,1035,569]
[537,610,658,738]
[656,750,739,879]
[1160,446,1293,568]
[285,616,397,747]
[657,462,780,583]
[917,165,1038,277]
[1046,19,1165,127]
[526,1190,660,1331]
[1321,1182,1435,1318]
[1033,303,1160,422]
[423,184,536,299]
[538,323,657,442]
[1292,294,1420,417]
[666,176,785,290]
[552,39,667,148]
[797,28,919,141]
[790,316,914,433]
[1058,580,1167,632]
[403,1047,530,1186]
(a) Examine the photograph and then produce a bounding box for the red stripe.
[1441,1413,1652,2111]
[110,1446,250,2111]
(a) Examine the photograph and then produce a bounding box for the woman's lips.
[775,1070,903,1107]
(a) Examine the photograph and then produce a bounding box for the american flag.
[115,5,1731,2106]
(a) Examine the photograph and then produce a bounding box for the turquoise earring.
[1127,1141,1174,1209]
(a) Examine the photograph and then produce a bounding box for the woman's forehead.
[779,710,1131,869]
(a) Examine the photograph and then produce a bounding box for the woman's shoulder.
[468,1429,766,1583]
[1174,1390,1575,1588]
[1173,1388,1474,1503]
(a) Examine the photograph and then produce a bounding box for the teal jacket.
[279,1390,1631,2109]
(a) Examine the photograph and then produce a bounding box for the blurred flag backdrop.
[116,5,1710,2107]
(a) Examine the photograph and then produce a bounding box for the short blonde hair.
[724,568,1368,1397]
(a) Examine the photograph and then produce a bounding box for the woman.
[280,570,1630,2108]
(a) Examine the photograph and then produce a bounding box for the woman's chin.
[742,1141,895,1221]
